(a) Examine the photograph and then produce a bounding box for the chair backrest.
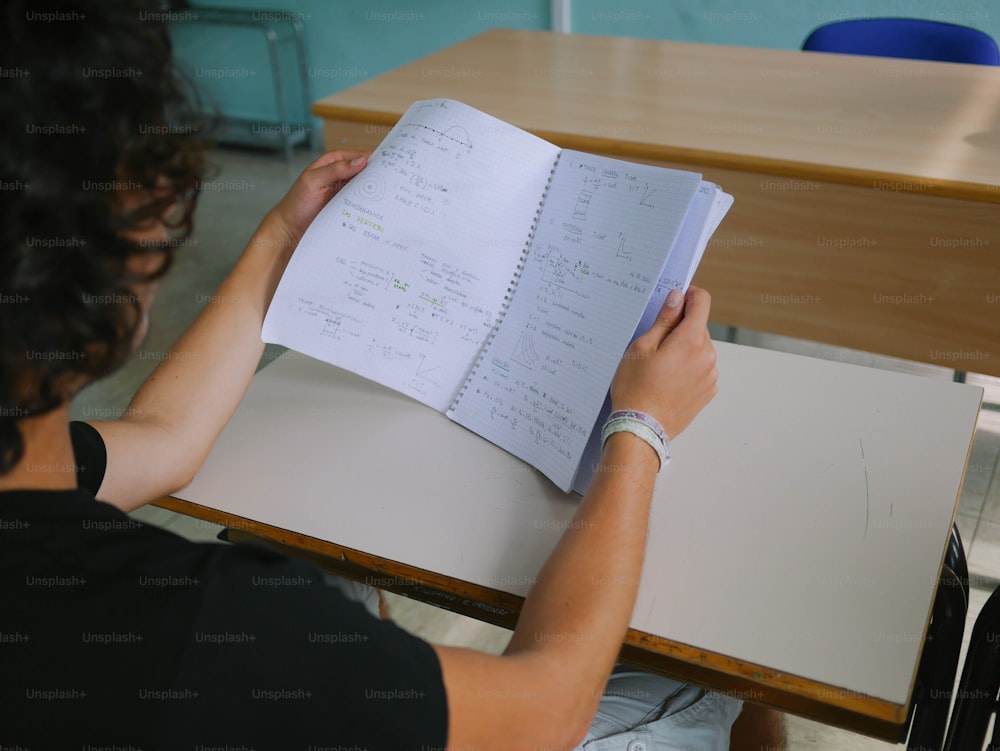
[906,565,967,751]
[802,18,1000,66]
[944,583,1000,750]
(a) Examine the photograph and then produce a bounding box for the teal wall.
[572,0,997,48]
[170,0,997,134]
[172,1,549,126]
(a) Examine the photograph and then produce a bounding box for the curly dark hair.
[0,0,206,473]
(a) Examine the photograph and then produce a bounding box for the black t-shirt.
[0,422,448,749]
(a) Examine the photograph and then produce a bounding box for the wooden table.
[164,343,982,741]
[313,28,1000,376]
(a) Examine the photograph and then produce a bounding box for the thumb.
[305,154,368,200]
[637,288,685,347]
[316,153,367,184]
[306,149,368,171]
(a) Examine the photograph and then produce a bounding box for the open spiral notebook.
[262,98,732,493]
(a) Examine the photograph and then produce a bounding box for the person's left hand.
[262,150,369,250]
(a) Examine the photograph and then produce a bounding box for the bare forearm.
[506,434,659,721]
[114,216,293,494]
[140,219,287,443]
[436,435,661,749]
[437,289,717,750]
[90,153,369,510]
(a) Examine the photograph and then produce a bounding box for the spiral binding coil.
[447,153,562,414]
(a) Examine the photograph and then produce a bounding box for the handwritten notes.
[448,151,701,490]
[571,182,733,494]
[263,99,731,493]
[263,99,559,411]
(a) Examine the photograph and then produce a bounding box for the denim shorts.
[574,666,743,750]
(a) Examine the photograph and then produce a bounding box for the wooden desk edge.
[312,101,999,206]
[158,494,909,740]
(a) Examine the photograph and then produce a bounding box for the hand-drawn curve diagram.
[400,121,473,151]
[353,172,386,202]
[512,327,540,369]
[440,125,472,148]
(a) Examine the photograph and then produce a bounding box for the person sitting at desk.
[0,2,783,749]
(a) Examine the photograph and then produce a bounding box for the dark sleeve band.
[70,420,108,497]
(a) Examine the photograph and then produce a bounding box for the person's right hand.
[609,286,718,440]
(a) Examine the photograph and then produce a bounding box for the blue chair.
[803,18,1000,65]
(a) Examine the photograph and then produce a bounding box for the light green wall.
[172,1,549,125]
[571,0,997,48]
[170,1,996,131]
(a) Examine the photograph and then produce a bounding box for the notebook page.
[262,99,560,411]
[448,151,701,491]
[690,188,732,284]
[632,183,732,336]
[572,182,733,494]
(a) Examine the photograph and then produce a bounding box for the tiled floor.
[73,144,1000,749]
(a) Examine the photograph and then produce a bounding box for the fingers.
[631,286,711,355]
[314,152,368,180]
[636,288,685,348]
[609,285,717,440]
[304,152,369,197]
[306,150,369,171]
[674,287,711,336]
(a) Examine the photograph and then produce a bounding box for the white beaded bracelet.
[600,409,671,470]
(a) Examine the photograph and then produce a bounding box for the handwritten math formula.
[266,98,559,412]
[452,150,700,488]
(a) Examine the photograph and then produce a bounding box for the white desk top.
[176,342,981,706]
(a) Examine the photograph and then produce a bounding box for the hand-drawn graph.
[415,354,440,385]
[440,125,472,148]
[353,173,386,201]
[321,316,343,338]
[319,311,361,341]
[573,190,593,220]
[640,183,657,208]
[511,327,540,369]
[615,232,632,261]
[400,122,473,150]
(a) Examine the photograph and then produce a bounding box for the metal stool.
[183,5,313,159]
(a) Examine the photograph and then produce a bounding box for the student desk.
[162,343,982,741]
[312,28,1000,376]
